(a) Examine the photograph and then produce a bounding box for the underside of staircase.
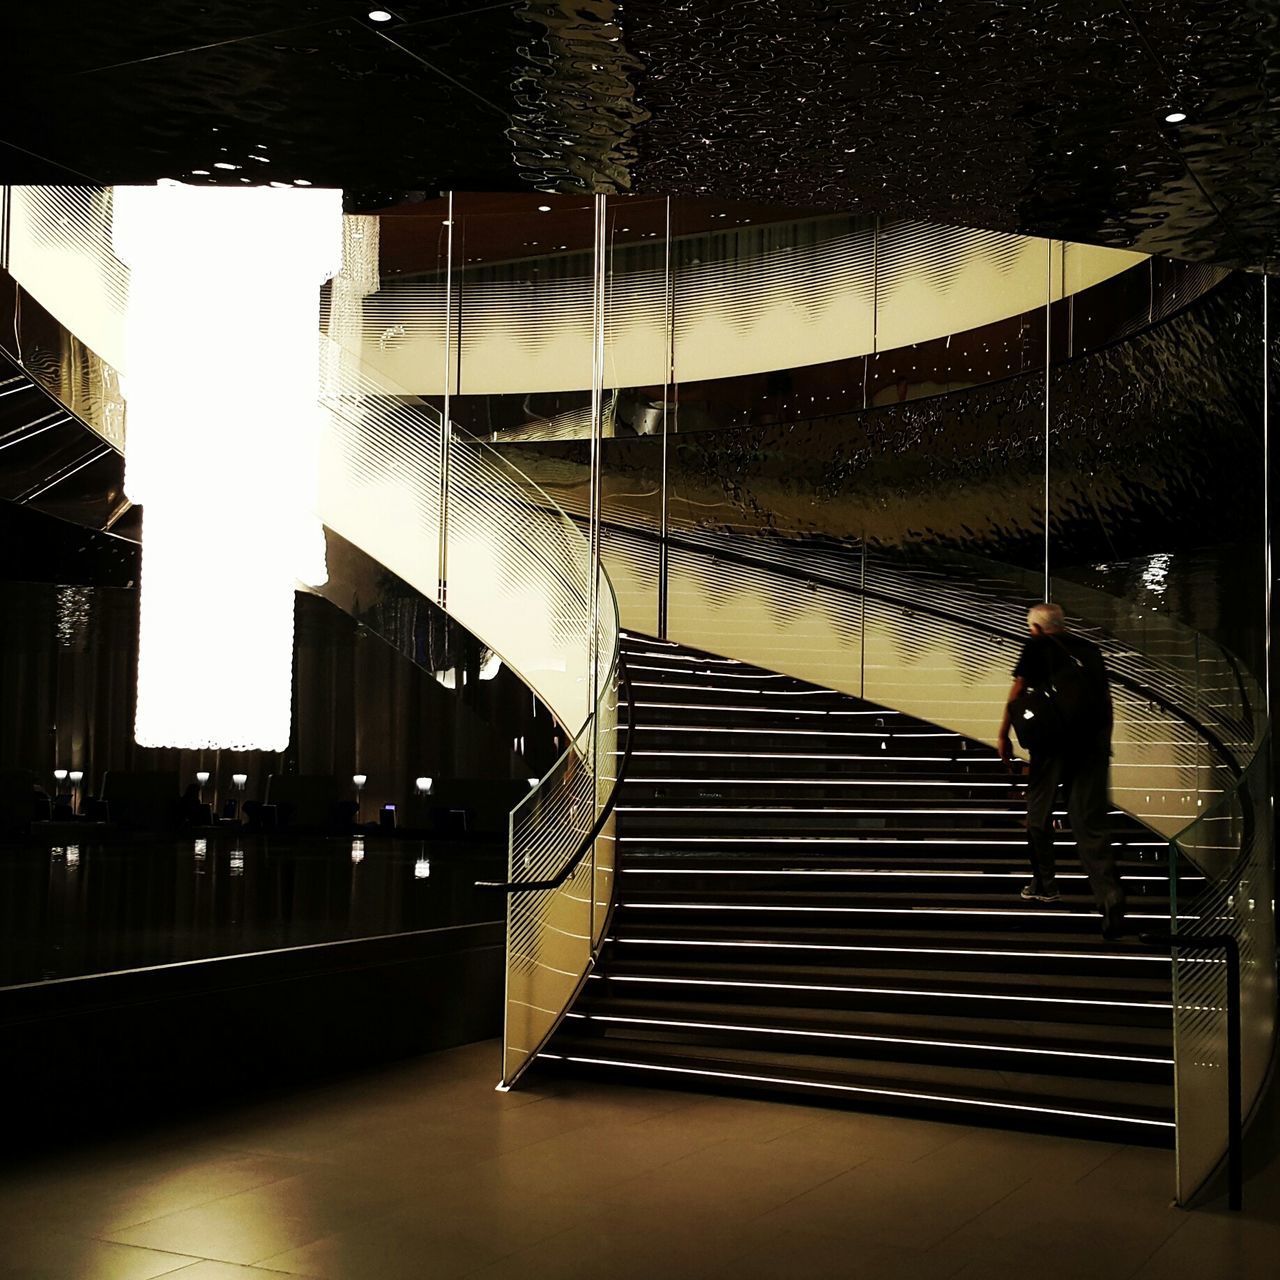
[537,632,1181,1145]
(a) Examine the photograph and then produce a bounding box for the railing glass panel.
[1169,739,1276,1204]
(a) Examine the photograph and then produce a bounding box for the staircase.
[539,633,1182,1143]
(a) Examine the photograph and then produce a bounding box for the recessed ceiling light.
[537,205,551,212]
[213,162,240,170]
[293,178,312,186]
[368,9,393,21]
[191,169,210,176]
[1164,110,1187,123]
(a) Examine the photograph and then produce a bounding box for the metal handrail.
[476,649,634,894]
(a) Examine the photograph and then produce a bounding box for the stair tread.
[591,960,1173,1001]
[568,996,1174,1051]
[617,887,1172,910]
[545,1036,1174,1122]
[607,921,1170,952]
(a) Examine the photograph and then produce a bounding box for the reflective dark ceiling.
[0,1,1276,267]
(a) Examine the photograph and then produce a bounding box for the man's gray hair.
[1027,602,1066,632]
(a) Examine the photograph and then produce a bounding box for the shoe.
[1101,900,1126,940]
[1020,883,1060,903]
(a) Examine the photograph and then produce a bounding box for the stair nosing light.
[576,1013,1174,1064]
[544,1055,1176,1128]
[602,973,1172,1009]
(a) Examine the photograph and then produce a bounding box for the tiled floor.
[2,1040,1277,1279]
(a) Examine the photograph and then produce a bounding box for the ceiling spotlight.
[293,178,312,186]
[537,204,552,212]
[191,169,210,176]
[368,9,393,20]
[1164,110,1187,123]
[213,162,240,170]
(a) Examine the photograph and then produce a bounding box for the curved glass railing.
[1167,739,1276,1204]
[288,348,630,1089]
[552,518,1257,840]
[498,592,625,1085]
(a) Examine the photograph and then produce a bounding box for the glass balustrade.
[1168,739,1276,1203]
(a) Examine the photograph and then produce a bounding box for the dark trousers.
[1025,740,1124,911]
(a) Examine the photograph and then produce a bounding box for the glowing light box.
[113,183,343,750]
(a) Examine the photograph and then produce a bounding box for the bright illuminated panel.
[112,183,343,750]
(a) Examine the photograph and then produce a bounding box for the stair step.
[602,928,1171,979]
[568,996,1173,1056]
[585,965,1171,1026]
[562,1001,1172,1081]
[544,632,1175,1142]
[539,1038,1175,1143]
[617,886,1173,913]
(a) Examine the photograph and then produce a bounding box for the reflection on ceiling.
[0,2,1275,267]
[624,0,1280,269]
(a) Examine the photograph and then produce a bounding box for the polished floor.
[1,1040,1278,1280]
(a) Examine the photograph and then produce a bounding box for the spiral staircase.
[538,633,1183,1143]
[0,187,1270,1196]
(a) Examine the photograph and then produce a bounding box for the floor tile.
[0,1153,309,1238]
[708,1226,969,1280]
[763,1106,967,1165]
[755,1154,1029,1251]
[625,1093,831,1147]
[0,1231,197,1280]
[103,1169,403,1266]
[163,1265,324,1280]
[929,1175,1184,1276]
[1075,1144,1177,1203]
[592,1134,867,1223]
[910,1128,1122,1183]
[257,1209,517,1280]
[1130,1210,1280,1280]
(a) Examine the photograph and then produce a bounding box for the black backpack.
[1010,635,1104,754]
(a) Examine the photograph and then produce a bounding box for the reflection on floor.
[0,837,504,985]
[1,1039,1278,1280]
